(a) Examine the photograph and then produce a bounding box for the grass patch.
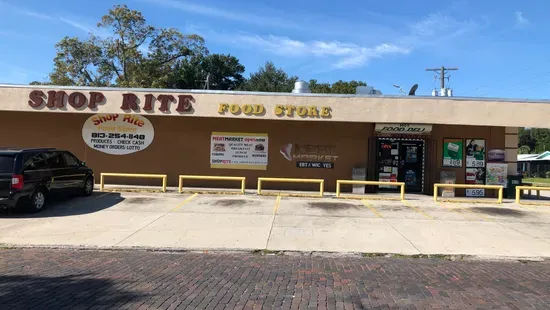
[523,178,550,184]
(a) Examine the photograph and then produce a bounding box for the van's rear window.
[0,155,14,173]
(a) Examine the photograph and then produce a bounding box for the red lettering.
[123,115,145,127]
[46,91,66,108]
[89,92,105,109]
[28,90,45,108]
[157,95,175,112]
[143,94,155,111]
[68,92,87,108]
[176,95,194,112]
[120,93,139,110]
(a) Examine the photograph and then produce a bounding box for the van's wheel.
[82,177,94,197]
[27,188,47,213]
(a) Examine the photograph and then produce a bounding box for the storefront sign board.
[487,149,505,162]
[442,138,463,167]
[465,167,486,197]
[374,123,432,134]
[82,114,155,155]
[280,143,337,169]
[486,163,508,188]
[466,139,486,167]
[210,132,268,170]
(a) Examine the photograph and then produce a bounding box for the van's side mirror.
[80,161,86,167]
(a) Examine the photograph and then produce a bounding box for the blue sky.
[0,0,548,98]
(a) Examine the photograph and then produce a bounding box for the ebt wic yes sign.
[374,123,433,134]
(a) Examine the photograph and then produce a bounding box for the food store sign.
[375,123,432,134]
[218,103,331,118]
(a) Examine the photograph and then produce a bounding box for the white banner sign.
[375,123,432,134]
[82,114,154,155]
[210,132,268,170]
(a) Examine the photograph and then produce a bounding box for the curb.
[1,244,548,263]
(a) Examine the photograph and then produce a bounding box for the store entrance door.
[377,139,424,193]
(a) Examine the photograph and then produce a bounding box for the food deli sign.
[82,114,154,155]
[375,123,432,134]
[28,90,195,113]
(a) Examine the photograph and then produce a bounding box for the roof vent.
[291,81,311,93]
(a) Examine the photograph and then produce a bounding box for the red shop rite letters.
[28,90,195,113]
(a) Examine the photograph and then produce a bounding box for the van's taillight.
[11,175,23,190]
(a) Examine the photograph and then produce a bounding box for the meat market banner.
[82,114,154,155]
[210,132,268,170]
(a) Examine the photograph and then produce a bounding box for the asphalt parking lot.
[0,190,549,258]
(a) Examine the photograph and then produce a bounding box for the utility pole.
[426,66,458,89]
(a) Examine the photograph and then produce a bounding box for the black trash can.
[506,175,522,199]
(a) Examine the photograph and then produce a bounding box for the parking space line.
[361,200,383,218]
[95,192,111,199]
[402,200,433,220]
[273,195,281,215]
[458,207,494,222]
[171,193,199,212]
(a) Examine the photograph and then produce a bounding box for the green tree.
[240,62,298,92]
[46,4,207,88]
[164,54,245,90]
[518,128,536,151]
[531,128,550,153]
[309,79,367,94]
[518,145,531,154]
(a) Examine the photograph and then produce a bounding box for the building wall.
[2,84,550,128]
[0,111,371,192]
[0,111,507,194]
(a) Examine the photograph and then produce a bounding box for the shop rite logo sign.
[28,90,195,113]
[280,143,338,169]
[218,103,331,118]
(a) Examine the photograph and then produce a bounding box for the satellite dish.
[408,84,418,96]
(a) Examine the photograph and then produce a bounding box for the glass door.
[399,141,424,192]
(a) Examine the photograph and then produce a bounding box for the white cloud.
[233,35,409,69]
[140,0,302,30]
[515,11,529,26]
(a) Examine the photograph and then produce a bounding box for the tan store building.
[1,84,546,196]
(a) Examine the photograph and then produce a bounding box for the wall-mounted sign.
[280,143,337,168]
[466,139,485,168]
[486,163,508,188]
[218,104,265,115]
[488,149,505,162]
[375,123,432,134]
[210,132,268,170]
[442,138,463,167]
[274,105,331,118]
[29,90,195,113]
[82,114,154,155]
[465,168,486,197]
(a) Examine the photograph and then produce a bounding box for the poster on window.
[442,139,463,167]
[465,168,486,197]
[210,132,268,170]
[466,139,486,168]
[486,163,508,188]
[82,114,155,155]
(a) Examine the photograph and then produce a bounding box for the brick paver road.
[0,249,548,309]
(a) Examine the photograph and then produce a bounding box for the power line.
[426,66,458,89]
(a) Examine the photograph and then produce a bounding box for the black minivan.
[0,148,94,212]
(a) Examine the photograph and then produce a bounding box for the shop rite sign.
[280,143,338,169]
[82,114,154,155]
[218,103,331,118]
[28,90,195,113]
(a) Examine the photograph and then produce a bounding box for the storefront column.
[505,127,518,175]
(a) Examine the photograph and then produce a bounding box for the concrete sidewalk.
[0,190,549,259]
